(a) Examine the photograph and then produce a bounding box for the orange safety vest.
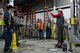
[37,22,44,30]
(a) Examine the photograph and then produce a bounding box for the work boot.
[56,42,62,48]
[17,43,20,47]
[8,49,13,52]
[4,49,13,53]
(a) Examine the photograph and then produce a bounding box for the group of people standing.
[1,4,66,52]
[36,9,65,48]
[36,19,55,40]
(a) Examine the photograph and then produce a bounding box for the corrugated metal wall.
[34,0,70,10]
[33,0,53,10]
[56,0,70,7]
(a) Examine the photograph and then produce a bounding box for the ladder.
[31,9,36,25]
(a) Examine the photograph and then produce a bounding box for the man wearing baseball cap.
[50,9,64,48]
[3,4,15,52]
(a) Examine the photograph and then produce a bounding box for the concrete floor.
[0,39,80,53]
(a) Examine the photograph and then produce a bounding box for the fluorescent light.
[70,0,73,2]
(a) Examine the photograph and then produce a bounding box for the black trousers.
[57,26,64,44]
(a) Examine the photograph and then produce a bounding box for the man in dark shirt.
[3,5,14,52]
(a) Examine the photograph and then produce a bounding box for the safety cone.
[10,32,17,51]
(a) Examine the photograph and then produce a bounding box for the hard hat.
[7,4,15,9]
[58,9,62,11]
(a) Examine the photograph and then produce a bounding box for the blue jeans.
[38,29,44,39]
[46,28,51,39]
[4,28,12,51]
